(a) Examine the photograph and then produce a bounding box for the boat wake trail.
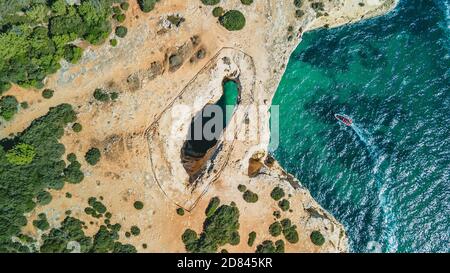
[350,123,399,252]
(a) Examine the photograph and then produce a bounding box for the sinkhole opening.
[181,79,240,180]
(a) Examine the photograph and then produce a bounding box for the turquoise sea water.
[272,0,449,252]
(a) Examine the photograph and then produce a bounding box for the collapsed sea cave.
[180,78,240,182]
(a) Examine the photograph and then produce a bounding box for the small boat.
[335,114,353,126]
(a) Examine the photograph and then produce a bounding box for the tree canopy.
[0,104,80,252]
[0,0,118,92]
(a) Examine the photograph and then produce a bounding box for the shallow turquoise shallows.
[272,0,449,252]
[220,80,239,125]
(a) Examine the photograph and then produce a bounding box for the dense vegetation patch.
[219,10,246,31]
[5,143,36,165]
[0,0,121,92]
[63,157,84,184]
[0,96,19,121]
[255,239,285,253]
[182,198,240,253]
[40,215,135,253]
[237,184,246,192]
[0,104,78,252]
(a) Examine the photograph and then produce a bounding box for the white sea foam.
[351,122,399,252]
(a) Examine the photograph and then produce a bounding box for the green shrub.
[72,123,82,133]
[20,102,29,109]
[167,15,185,27]
[0,82,11,95]
[247,231,256,247]
[270,186,285,201]
[110,39,118,47]
[237,184,246,192]
[92,201,107,214]
[229,231,240,246]
[278,199,290,211]
[182,229,197,245]
[201,0,220,5]
[176,208,185,216]
[219,10,246,31]
[110,92,119,100]
[310,231,325,246]
[311,2,325,12]
[212,7,224,17]
[42,89,54,99]
[134,201,144,210]
[91,225,119,253]
[273,210,281,219]
[138,0,160,12]
[67,153,77,162]
[275,239,285,253]
[113,242,137,253]
[113,6,122,15]
[240,0,253,5]
[294,0,303,8]
[115,26,128,38]
[63,45,83,64]
[243,190,258,203]
[296,9,305,18]
[0,95,19,120]
[37,191,52,206]
[283,226,299,244]
[269,222,282,237]
[93,88,110,102]
[85,147,101,166]
[280,218,292,230]
[130,226,141,236]
[33,213,50,231]
[255,240,276,253]
[6,143,36,165]
[121,2,130,10]
[114,13,126,23]
[205,197,220,217]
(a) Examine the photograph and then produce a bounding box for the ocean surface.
[271,0,449,252]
